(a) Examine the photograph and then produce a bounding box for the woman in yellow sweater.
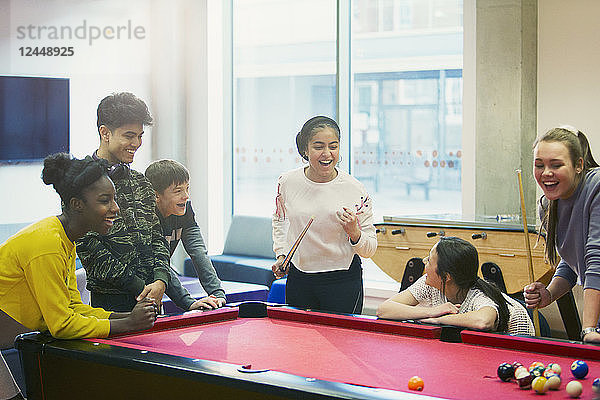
[0,153,157,400]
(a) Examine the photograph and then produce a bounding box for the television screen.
[0,76,69,162]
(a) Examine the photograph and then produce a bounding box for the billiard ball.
[408,376,424,391]
[531,366,546,377]
[514,366,528,379]
[516,370,534,390]
[546,374,561,390]
[543,368,556,378]
[532,376,548,394]
[547,362,561,375]
[512,361,523,369]
[566,380,583,398]
[571,360,589,379]
[497,362,514,382]
[529,361,545,371]
[592,378,600,393]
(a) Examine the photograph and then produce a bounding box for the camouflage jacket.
[76,167,171,296]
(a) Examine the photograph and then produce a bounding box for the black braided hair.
[42,153,110,209]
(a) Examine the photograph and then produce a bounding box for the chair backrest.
[222,215,275,259]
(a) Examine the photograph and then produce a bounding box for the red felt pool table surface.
[89,307,600,399]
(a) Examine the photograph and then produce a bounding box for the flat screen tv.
[0,76,69,162]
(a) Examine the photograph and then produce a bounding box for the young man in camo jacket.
[76,92,172,312]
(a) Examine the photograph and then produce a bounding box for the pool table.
[15,305,600,399]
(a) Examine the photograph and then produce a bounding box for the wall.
[0,0,153,224]
[538,0,600,154]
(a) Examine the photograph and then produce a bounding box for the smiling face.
[79,175,119,235]
[98,123,144,164]
[304,127,340,183]
[533,141,583,200]
[156,181,190,217]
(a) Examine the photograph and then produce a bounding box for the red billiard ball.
[408,376,424,391]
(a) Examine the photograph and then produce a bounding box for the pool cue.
[280,216,315,272]
[516,169,541,337]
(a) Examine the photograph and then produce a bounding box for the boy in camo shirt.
[76,92,172,312]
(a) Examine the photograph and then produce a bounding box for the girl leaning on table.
[0,153,157,400]
[271,116,377,315]
[523,126,600,343]
[377,236,535,335]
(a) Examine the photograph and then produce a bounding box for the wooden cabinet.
[373,217,555,295]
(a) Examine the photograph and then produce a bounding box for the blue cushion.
[182,216,277,289]
[267,278,286,304]
[222,216,275,259]
[185,255,276,288]
[184,255,238,277]
[214,256,275,287]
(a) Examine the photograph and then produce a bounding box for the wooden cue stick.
[280,216,315,272]
[516,169,541,336]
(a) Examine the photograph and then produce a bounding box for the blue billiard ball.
[593,377,600,393]
[571,360,589,379]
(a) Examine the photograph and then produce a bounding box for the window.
[232,0,463,281]
[233,0,337,216]
[351,1,463,221]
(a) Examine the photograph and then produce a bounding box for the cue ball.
[532,376,548,394]
[593,378,600,393]
[546,374,561,390]
[497,363,514,382]
[408,376,424,391]
[566,380,583,398]
[571,360,589,379]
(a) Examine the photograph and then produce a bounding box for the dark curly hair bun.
[42,153,71,188]
[41,153,110,208]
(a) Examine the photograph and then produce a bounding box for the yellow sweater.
[0,217,111,339]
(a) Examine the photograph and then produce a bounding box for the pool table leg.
[556,290,582,341]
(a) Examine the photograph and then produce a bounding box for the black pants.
[286,254,363,315]
[91,292,137,312]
